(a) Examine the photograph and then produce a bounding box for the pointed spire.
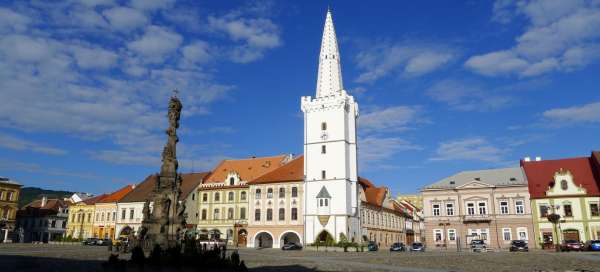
[316,8,343,98]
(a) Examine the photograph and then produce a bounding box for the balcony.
[462,214,491,223]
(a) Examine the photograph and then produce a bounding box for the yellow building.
[67,194,105,240]
[197,155,289,246]
[396,194,423,210]
[92,185,134,240]
[0,177,22,242]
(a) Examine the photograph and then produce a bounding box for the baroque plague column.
[140,94,186,248]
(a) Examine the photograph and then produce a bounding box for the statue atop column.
[140,92,186,249]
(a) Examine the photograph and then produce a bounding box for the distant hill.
[18,187,74,208]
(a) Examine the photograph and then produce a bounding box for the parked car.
[367,241,379,251]
[585,240,600,251]
[389,242,406,252]
[281,242,303,250]
[409,242,425,252]
[509,240,529,252]
[560,240,584,251]
[82,238,99,246]
[470,239,487,252]
[96,239,112,246]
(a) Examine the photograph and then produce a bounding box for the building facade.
[93,185,134,240]
[301,9,360,245]
[67,194,106,239]
[15,196,69,243]
[359,177,410,247]
[197,155,288,246]
[522,151,600,248]
[0,177,21,243]
[397,194,424,210]
[247,155,304,248]
[422,167,536,250]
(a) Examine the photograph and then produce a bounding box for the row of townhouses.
[422,151,600,250]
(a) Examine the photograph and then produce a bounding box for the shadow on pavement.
[0,255,321,272]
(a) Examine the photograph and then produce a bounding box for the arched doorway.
[317,230,334,245]
[237,229,247,247]
[280,231,301,246]
[254,232,273,248]
[563,229,580,241]
[210,229,221,240]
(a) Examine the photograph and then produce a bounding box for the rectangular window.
[500,201,509,214]
[254,209,260,221]
[227,208,234,219]
[540,205,549,218]
[564,204,573,217]
[291,187,298,198]
[321,170,326,179]
[87,213,91,223]
[279,187,285,198]
[517,228,528,240]
[203,193,207,202]
[503,228,511,241]
[96,213,99,221]
[112,212,116,221]
[478,202,487,215]
[214,193,220,202]
[240,208,246,220]
[321,145,326,154]
[129,209,134,220]
[267,188,273,199]
[448,229,456,241]
[467,202,475,215]
[291,208,298,220]
[434,229,443,242]
[515,200,524,214]
[201,209,207,220]
[446,203,454,216]
[255,189,261,199]
[432,204,440,216]
[279,208,285,221]
[591,203,599,216]
[321,122,327,130]
[213,209,219,220]
[266,208,272,221]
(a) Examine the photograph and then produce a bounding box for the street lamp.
[546,204,561,252]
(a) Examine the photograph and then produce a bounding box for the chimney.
[524,157,531,162]
[41,196,48,207]
[535,156,542,161]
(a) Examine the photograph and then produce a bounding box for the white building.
[301,9,360,244]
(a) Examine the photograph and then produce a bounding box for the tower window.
[321,122,327,130]
[321,145,326,154]
[321,170,326,179]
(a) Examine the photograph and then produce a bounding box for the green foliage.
[338,233,349,252]
[18,187,74,208]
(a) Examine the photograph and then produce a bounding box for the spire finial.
[172,89,179,98]
[316,5,343,97]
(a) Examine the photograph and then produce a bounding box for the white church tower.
[301,9,360,244]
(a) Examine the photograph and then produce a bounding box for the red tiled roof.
[83,194,108,205]
[249,155,303,184]
[119,172,209,203]
[204,155,288,183]
[521,152,600,199]
[23,198,66,210]
[359,177,386,207]
[98,185,135,203]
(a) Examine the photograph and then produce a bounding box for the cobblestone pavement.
[1,244,600,272]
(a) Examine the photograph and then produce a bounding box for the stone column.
[3,229,8,243]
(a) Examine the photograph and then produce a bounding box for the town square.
[1,0,600,272]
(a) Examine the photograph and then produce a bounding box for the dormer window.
[229,177,235,186]
[561,180,568,190]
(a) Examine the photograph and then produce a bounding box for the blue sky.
[0,0,599,196]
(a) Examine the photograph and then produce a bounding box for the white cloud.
[355,42,454,83]
[359,106,424,132]
[0,8,31,33]
[430,137,505,162]
[359,136,422,170]
[0,133,67,155]
[127,25,182,61]
[425,79,513,112]
[129,0,175,11]
[102,6,148,31]
[542,101,600,123]
[467,0,600,77]
[181,41,212,64]
[208,11,281,63]
[71,45,119,69]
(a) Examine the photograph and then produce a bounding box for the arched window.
[213,209,220,220]
[228,192,234,202]
[214,192,220,201]
[240,191,247,201]
[201,209,207,220]
[202,193,208,202]
[229,177,235,186]
[291,187,298,197]
[228,208,234,219]
[255,189,261,199]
